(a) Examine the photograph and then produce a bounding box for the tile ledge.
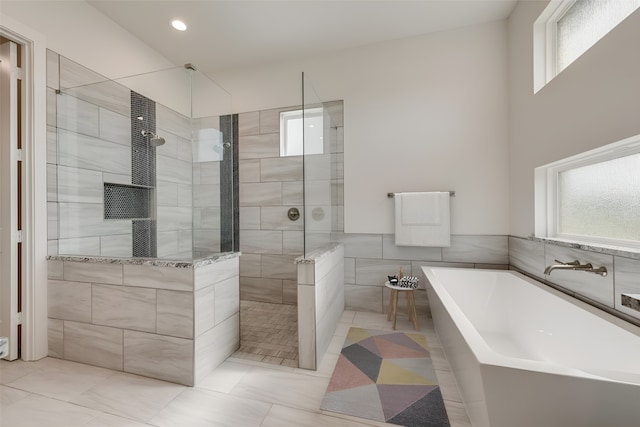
[295,242,343,264]
[524,236,640,260]
[47,251,241,268]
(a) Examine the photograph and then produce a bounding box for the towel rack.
[388,191,455,198]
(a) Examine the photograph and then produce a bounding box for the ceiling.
[88,0,518,74]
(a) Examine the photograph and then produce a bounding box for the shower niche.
[103,183,153,220]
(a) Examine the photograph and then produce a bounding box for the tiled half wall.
[297,243,345,370]
[509,236,640,324]
[47,256,240,386]
[339,233,509,314]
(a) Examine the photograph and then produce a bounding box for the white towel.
[395,192,450,247]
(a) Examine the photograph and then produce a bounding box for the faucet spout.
[544,259,608,277]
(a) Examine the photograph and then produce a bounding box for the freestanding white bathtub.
[423,267,640,427]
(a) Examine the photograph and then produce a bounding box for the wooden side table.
[385,281,420,331]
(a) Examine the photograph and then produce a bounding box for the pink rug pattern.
[321,327,450,426]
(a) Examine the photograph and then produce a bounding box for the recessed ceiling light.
[171,20,187,31]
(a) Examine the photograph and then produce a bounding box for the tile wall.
[338,233,509,314]
[297,243,345,369]
[237,102,344,305]
[47,256,240,386]
[509,236,640,324]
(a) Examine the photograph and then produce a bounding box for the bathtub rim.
[423,266,640,384]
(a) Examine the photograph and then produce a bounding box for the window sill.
[531,236,640,260]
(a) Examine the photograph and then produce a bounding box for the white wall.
[3,2,511,237]
[2,2,230,126]
[214,21,510,235]
[508,2,640,237]
[1,1,173,79]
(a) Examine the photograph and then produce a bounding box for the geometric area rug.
[321,327,450,427]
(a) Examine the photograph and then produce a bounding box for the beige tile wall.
[509,236,640,324]
[338,233,510,314]
[238,102,344,306]
[296,243,345,370]
[47,257,240,386]
[238,106,304,305]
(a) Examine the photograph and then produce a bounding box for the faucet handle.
[554,259,580,266]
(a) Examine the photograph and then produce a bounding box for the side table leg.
[392,289,398,330]
[408,291,420,331]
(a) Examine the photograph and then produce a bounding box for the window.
[280,107,323,157]
[535,133,640,248]
[533,0,640,92]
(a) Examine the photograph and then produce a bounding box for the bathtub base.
[425,267,640,427]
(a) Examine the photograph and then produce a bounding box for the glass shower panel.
[302,73,332,256]
[51,53,234,260]
[54,58,138,258]
[190,69,235,256]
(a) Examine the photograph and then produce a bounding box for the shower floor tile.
[236,301,298,368]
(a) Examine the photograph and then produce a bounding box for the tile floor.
[0,310,471,427]
[235,301,299,367]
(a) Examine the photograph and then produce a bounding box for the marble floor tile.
[230,366,329,411]
[351,311,394,329]
[0,360,40,385]
[71,372,186,423]
[0,384,31,409]
[293,349,340,379]
[149,388,272,427]
[5,357,116,402]
[196,361,253,394]
[339,310,357,323]
[261,404,389,427]
[83,412,150,427]
[0,393,101,427]
[332,322,353,337]
[2,309,468,427]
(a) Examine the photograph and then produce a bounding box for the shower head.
[141,130,166,147]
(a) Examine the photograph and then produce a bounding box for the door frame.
[1,16,48,361]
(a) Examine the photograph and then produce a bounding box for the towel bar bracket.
[388,191,455,198]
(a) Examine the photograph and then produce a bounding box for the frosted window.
[280,108,323,157]
[557,0,640,72]
[558,153,640,242]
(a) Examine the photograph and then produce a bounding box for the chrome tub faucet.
[544,259,608,277]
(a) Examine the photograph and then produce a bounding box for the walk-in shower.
[46,54,343,376]
[45,52,240,386]
[47,54,237,259]
[235,73,345,368]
